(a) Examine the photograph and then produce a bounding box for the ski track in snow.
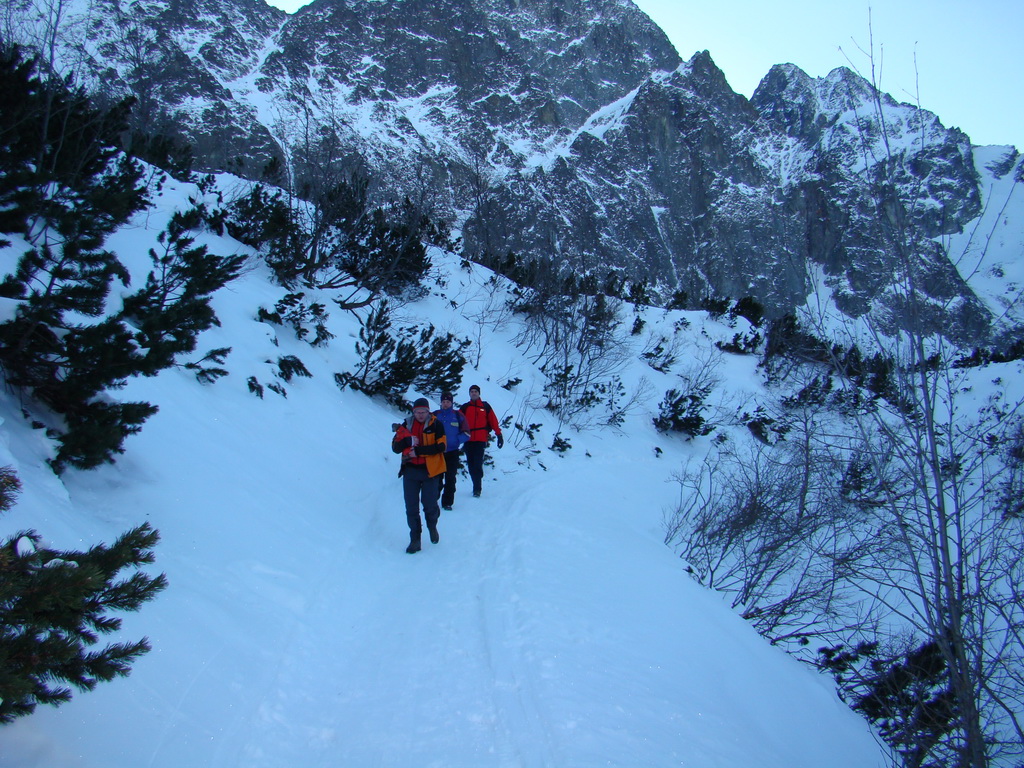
[204,467,556,768]
[475,484,559,768]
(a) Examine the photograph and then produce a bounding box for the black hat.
[469,384,481,392]
[412,397,430,409]
[441,392,453,401]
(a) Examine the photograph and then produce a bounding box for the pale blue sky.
[632,0,1022,149]
[262,0,1022,150]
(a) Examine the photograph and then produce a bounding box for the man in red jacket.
[459,385,503,498]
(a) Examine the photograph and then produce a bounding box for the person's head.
[412,397,431,423]
[469,385,481,401]
[440,392,454,409]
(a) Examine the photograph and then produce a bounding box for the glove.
[496,434,504,449]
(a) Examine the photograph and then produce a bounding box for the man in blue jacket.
[433,392,470,510]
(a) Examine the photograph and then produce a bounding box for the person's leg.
[403,469,423,550]
[441,451,460,508]
[422,475,441,543]
[464,441,484,496]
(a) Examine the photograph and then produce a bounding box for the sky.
[631,0,1024,150]
[0,172,891,767]
[260,0,1024,151]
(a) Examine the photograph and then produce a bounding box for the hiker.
[434,392,470,510]
[459,384,503,498]
[391,398,447,553]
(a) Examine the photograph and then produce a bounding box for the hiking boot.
[472,489,481,498]
[428,526,439,544]
[406,538,421,554]
[442,504,453,511]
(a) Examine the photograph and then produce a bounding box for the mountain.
[10,0,1023,340]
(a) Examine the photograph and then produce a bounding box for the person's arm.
[392,423,413,454]
[414,421,447,456]
[458,412,471,441]
[484,406,504,447]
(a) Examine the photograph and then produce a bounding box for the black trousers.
[402,464,440,540]
[437,450,462,507]
[463,441,485,494]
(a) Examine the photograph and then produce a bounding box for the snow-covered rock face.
[43,0,288,173]
[270,0,678,122]
[751,62,992,339]
[14,0,1021,338]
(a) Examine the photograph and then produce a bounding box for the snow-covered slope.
[948,144,1024,336]
[0,175,887,767]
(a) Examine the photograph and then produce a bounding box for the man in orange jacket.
[392,398,447,553]
[460,384,503,498]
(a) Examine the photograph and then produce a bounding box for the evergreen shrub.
[0,467,167,723]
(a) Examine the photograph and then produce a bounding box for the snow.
[750,132,810,190]
[522,85,641,171]
[0,176,888,767]
[948,145,1024,330]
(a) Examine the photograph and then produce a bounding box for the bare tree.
[455,272,515,368]
[665,380,872,649]
[512,280,632,431]
[793,28,1024,766]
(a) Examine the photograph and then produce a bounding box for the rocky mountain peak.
[750,62,824,145]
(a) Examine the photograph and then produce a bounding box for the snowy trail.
[215,463,555,768]
[0,414,883,767]
[0,252,887,767]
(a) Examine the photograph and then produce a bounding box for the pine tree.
[653,387,715,439]
[0,466,167,723]
[226,171,439,308]
[336,300,468,405]
[226,184,303,284]
[120,209,245,375]
[0,45,152,470]
[0,45,242,471]
[339,300,398,393]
